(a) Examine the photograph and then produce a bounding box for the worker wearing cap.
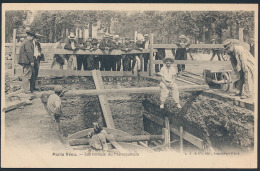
[99,33,114,71]
[158,56,182,109]
[175,35,190,74]
[210,38,222,61]
[47,85,65,123]
[18,30,36,93]
[90,38,100,70]
[64,32,78,70]
[112,35,123,71]
[223,39,255,99]
[88,122,108,151]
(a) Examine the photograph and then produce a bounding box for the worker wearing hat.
[99,33,114,71]
[18,30,37,93]
[223,39,255,99]
[112,35,123,71]
[88,122,108,151]
[209,38,223,61]
[64,32,78,70]
[47,85,65,123]
[31,33,44,91]
[158,56,182,109]
[175,35,190,74]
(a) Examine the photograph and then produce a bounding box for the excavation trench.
[37,76,254,153]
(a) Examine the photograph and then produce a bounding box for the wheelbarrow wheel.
[220,72,230,92]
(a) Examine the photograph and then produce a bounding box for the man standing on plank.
[18,30,36,93]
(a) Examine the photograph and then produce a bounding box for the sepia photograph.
[1,3,258,168]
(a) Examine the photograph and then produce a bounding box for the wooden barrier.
[143,113,205,149]
[151,60,231,65]
[69,135,164,146]
[63,85,209,96]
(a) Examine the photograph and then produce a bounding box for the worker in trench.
[88,122,108,152]
[46,85,66,141]
[158,56,182,109]
[223,39,255,99]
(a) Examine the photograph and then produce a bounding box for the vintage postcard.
[1,3,258,168]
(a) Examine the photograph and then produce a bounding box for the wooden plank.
[176,77,197,85]
[151,60,230,65]
[92,70,115,129]
[63,85,209,97]
[143,113,205,149]
[152,44,224,49]
[3,99,32,112]
[67,127,131,140]
[103,130,127,152]
[180,126,183,154]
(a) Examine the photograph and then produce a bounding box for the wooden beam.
[69,135,164,146]
[103,131,127,152]
[180,126,184,154]
[92,70,115,129]
[12,29,17,77]
[143,113,205,149]
[152,44,224,49]
[63,85,209,97]
[151,60,230,65]
[3,99,32,112]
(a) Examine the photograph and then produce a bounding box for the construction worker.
[158,56,182,109]
[88,122,108,151]
[223,39,255,99]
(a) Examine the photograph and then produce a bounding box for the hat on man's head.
[179,35,187,40]
[26,30,36,37]
[86,38,92,42]
[35,33,42,39]
[144,34,149,38]
[223,39,240,49]
[54,85,64,93]
[114,35,120,39]
[104,33,110,38]
[163,56,175,63]
[92,38,99,45]
[68,32,76,39]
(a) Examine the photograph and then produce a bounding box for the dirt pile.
[144,91,254,152]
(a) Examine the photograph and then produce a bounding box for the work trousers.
[22,64,33,93]
[31,57,41,90]
[67,55,77,70]
[160,81,179,104]
[77,55,88,70]
[86,55,99,70]
[210,50,222,61]
[123,55,135,71]
[112,55,122,71]
[141,54,149,72]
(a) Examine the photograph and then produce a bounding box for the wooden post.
[149,33,154,76]
[164,117,170,149]
[239,28,244,43]
[180,126,183,154]
[12,29,17,77]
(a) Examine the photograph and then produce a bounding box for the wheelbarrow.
[203,69,233,92]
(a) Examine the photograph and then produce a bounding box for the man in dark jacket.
[99,33,114,71]
[77,38,88,70]
[18,30,36,93]
[122,38,135,71]
[175,35,190,74]
[112,35,123,71]
[31,33,44,91]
